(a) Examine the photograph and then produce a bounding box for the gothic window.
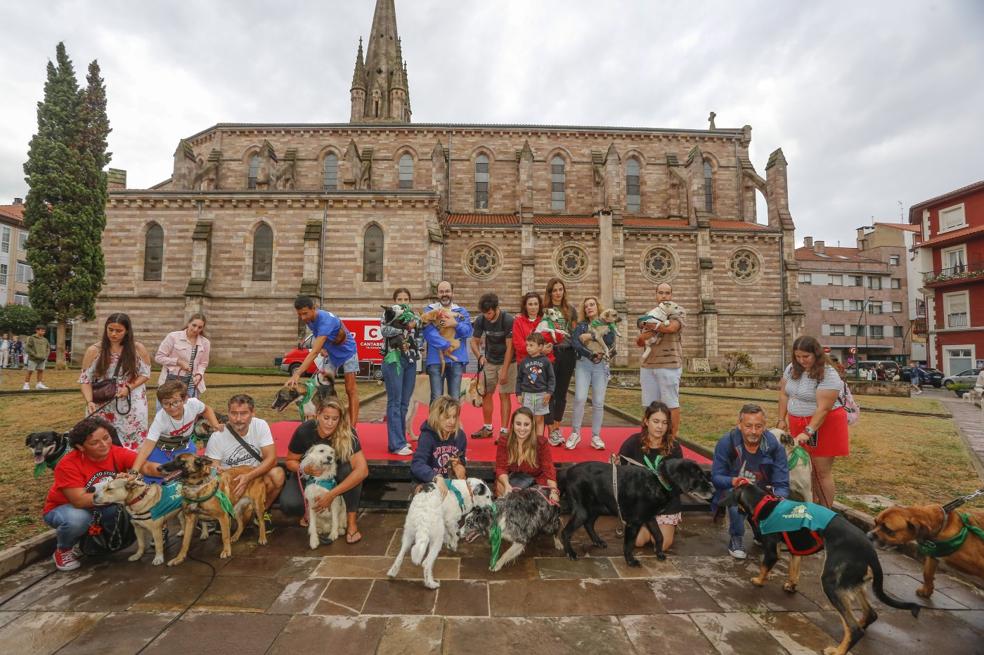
[729,249,761,283]
[626,158,641,213]
[323,154,338,191]
[252,223,273,281]
[248,154,261,190]
[703,160,713,212]
[555,244,588,280]
[143,223,163,281]
[399,154,413,189]
[642,246,676,283]
[475,155,489,209]
[465,243,500,280]
[551,156,566,211]
[363,224,384,282]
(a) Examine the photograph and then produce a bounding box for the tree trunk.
[56,319,68,370]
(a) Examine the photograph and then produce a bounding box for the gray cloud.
[1,0,981,245]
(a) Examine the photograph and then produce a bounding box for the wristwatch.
[804,426,817,437]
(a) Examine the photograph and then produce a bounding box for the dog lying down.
[459,486,563,572]
[388,477,493,588]
[299,444,347,549]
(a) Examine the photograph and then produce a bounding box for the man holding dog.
[288,296,360,425]
[422,280,473,403]
[710,403,790,560]
[636,283,683,438]
[470,292,515,441]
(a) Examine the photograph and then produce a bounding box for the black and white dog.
[25,431,70,473]
[458,487,563,571]
[561,458,714,566]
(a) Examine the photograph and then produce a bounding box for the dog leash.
[943,487,984,513]
[609,454,627,535]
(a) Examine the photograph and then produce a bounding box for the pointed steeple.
[351,38,366,90]
[349,0,411,123]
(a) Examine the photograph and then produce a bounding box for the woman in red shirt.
[512,292,552,365]
[494,407,559,501]
[42,417,155,571]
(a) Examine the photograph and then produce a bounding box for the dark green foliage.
[0,304,42,335]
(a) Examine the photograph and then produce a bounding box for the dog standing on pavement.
[93,476,184,565]
[387,477,493,588]
[458,487,564,571]
[299,444,347,549]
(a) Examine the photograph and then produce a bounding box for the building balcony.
[923,259,984,288]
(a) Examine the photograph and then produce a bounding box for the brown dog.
[159,454,268,565]
[420,307,460,374]
[869,504,984,598]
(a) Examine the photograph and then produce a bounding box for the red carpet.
[270,391,710,465]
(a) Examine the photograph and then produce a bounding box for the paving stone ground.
[0,510,982,655]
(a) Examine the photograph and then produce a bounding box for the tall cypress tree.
[22,43,110,368]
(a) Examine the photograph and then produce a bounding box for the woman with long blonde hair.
[411,396,468,483]
[494,407,559,501]
[570,296,616,451]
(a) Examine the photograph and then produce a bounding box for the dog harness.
[786,445,810,471]
[127,482,185,521]
[297,376,321,422]
[918,513,984,558]
[181,478,235,517]
[303,475,337,492]
[750,496,837,556]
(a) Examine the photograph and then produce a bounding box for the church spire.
[350,0,411,123]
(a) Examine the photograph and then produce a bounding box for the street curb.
[0,530,55,579]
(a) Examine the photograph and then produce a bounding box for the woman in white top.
[156,314,210,398]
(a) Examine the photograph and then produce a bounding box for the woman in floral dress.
[79,313,152,450]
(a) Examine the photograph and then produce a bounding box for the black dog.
[25,431,70,473]
[458,487,563,571]
[721,483,920,655]
[560,458,714,566]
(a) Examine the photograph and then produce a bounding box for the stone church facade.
[76,0,804,368]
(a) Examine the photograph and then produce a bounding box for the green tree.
[723,351,754,381]
[22,43,110,368]
[0,304,42,336]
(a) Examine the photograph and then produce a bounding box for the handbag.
[91,361,121,404]
[839,382,860,426]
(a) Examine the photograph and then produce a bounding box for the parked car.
[899,366,943,387]
[279,334,318,377]
[942,368,982,391]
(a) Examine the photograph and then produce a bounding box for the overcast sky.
[1,0,981,245]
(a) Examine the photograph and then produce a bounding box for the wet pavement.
[0,510,982,654]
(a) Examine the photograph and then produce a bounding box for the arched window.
[703,160,713,212]
[247,155,261,190]
[323,154,338,191]
[551,156,566,210]
[626,158,641,213]
[363,224,384,282]
[252,223,273,281]
[143,223,163,281]
[475,155,489,209]
[398,154,413,189]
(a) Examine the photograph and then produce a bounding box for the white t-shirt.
[147,397,206,443]
[204,418,274,469]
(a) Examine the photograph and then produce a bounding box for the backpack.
[839,382,860,426]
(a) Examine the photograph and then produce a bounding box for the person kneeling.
[411,396,468,485]
[495,407,559,503]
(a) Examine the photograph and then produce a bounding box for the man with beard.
[422,280,473,402]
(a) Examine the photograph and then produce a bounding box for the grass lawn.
[674,385,947,415]
[0,369,384,549]
[605,388,981,514]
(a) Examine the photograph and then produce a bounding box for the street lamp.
[853,296,875,379]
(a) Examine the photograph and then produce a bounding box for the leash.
[618,453,673,492]
[917,487,984,557]
[943,487,984,513]
[610,454,626,535]
[443,477,466,511]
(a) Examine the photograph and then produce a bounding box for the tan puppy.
[869,504,984,598]
[578,309,621,361]
[420,307,460,374]
[159,454,268,565]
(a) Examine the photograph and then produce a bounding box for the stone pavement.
[0,511,982,655]
[938,393,984,477]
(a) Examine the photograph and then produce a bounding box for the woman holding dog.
[380,288,419,456]
[570,297,615,451]
[281,398,369,544]
[618,401,684,552]
[79,313,152,450]
[155,313,210,399]
[494,407,559,501]
[777,335,849,508]
[543,279,578,448]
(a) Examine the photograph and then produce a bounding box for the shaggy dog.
[272,371,337,421]
[419,307,460,375]
[561,458,714,566]
[637,301,685,362]
[772,428,813,503]
[458,487,563,571]
[93,475,184,565]
[387,477,493,588]
[578,309,621,361]
[25,430,70,475]
[300,443,347,549]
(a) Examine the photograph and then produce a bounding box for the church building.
[76,0,804,368]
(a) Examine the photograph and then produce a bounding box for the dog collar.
[444,477,466,511]
[643,455,673,492]
[918,513,984,557]
[303,476,337,492]
[750,494,779,524]
[127,486,151,507]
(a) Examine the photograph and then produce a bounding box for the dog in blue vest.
[721,481,920,655]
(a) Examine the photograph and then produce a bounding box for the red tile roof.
[794,246,881,264]
[533,215,596,226]
[915,224,984,249]
[0,204,25,223]
[446,213,518,226]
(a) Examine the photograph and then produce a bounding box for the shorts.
[789,407,849,457]
[316,353,360,376]
[27,358,46,371]
[640,367,681,409]
[483,360,517,393]
[656,512,682,526]
[520,392,551,416]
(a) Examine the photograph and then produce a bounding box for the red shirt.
[494,435,557,484]
[42,446,137,514]
[513,315,556,364]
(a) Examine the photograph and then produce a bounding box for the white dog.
[300,444,347,549]
[93,476,184,565]
[638,301,685,362]
[387,477,493,589]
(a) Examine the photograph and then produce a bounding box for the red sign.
[344,317,383,363]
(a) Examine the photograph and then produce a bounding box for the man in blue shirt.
[422,280,473,403]
[711,403,790,560]
[288,296,360,424]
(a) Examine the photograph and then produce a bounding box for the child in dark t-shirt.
[516,333,555,439]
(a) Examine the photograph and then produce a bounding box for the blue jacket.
[710,428,789,510]
[410,421,468,483]
[572,320,616,361]
[422,302,473,367]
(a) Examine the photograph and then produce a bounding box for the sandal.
[345,530,363,544]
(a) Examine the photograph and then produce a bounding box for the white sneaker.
[22,383,30,391]
[548,430,564,447]
[590,436,606,450]
[565,432,581,450]
[728,537,747,560]
[393,446,413,456]
[36,382,49,390]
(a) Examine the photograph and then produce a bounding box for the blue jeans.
[426,362,464,404]
[382,356,416,452]
[44,503,122,549]
[571,357,609,437]
[728,506,747,539]
[145,441,197,483]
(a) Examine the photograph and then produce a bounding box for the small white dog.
[638,301,685,362]
[300,444,347,549]
[387,476,493,589]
